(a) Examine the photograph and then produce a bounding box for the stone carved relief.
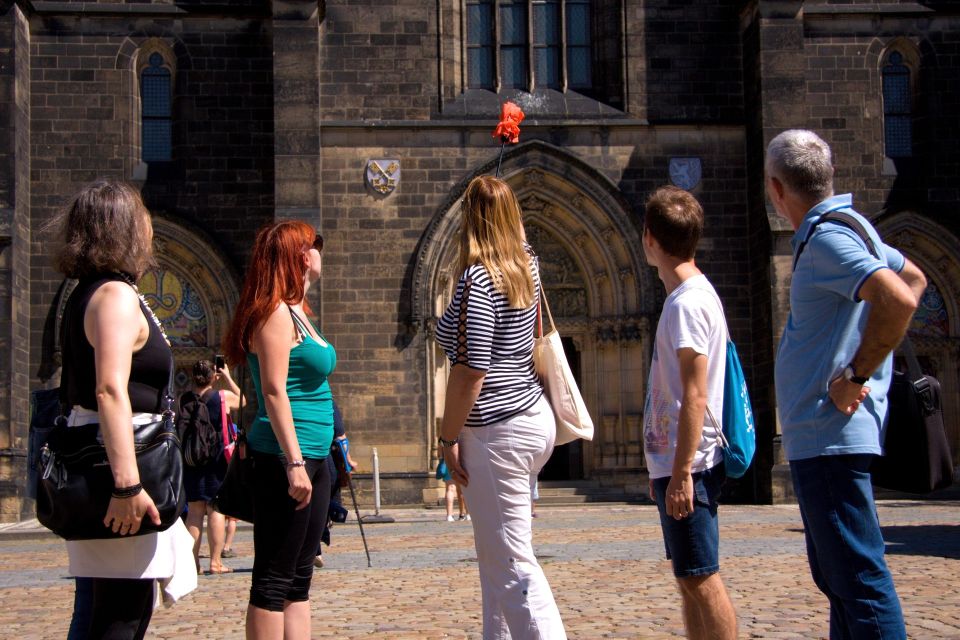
[525,223,589,318]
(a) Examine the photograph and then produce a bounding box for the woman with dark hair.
[51,179,196,639]
[435,176,566,639]
[223,221,335,638]
[181,358,243,575]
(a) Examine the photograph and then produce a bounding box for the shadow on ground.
[882,524,960,560]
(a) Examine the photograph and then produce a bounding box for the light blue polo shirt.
[775,194,905,461]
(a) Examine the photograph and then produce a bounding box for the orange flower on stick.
[493,101,525,144]
[493,101,525,176]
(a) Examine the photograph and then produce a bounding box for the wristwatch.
[842,363,869,385]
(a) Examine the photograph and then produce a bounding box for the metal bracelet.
[438,435,460,447]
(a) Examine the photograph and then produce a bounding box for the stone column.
[0,5,31,521]
[755,1,806,502]
[272,2,324,230]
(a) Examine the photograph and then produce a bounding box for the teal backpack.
[715,339,756,478]
[704,293,757,479]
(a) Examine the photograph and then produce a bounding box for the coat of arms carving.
[668,157,702,191]
[366,159,401,196]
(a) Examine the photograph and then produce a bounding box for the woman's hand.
[103,491,161,536]
[286,465,312,510]
[442,443,469,487]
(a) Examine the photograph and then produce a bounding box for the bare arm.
[85,281,160,535]
[829,260,926,413]
[439,364,486,487]
[665,347,709,520]
[215,362,244,411]
[250,304,311,509]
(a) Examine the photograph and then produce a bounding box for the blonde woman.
[435,175,566,639]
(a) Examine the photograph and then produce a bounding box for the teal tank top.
[246,310,337,460]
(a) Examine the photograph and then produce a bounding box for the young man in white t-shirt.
[642,186,737,639]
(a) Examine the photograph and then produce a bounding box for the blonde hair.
[457,176,534,309]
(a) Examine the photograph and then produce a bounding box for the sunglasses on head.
[312,234,324,252]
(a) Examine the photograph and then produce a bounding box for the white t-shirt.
[643,274,726,480]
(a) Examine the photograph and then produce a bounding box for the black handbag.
[212,366,256,523]
[36,410,186,539]
[871,338,954,494]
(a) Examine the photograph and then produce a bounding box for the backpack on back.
[176,391,221,467]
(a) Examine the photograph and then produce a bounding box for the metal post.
[373,447,381,515]
[362,447,394,524]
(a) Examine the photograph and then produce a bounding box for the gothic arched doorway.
[415,142,658,487]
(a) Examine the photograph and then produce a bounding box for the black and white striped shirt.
[435,252,544,427]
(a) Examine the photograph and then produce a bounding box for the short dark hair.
[643,186,704,260]
[193,360,215,388]
[52,179,154,279]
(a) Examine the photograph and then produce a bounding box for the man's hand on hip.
[829,376,870,416]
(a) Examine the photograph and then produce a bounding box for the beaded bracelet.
[112,483,143,499]
[438,435,460,447]
[285,460,306,469]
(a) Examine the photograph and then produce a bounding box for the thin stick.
[495,139,506,177]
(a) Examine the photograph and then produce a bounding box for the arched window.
[141,52,172,162]
[466,0,593,92]
[882,50,912,159]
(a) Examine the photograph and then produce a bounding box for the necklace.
[114,272,169,343]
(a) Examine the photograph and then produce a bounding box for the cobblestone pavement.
[1,500,957,639]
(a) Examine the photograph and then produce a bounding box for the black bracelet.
[112,483,143,499]
[438,435,460,447]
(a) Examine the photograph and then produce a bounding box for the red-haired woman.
[223,221,336,639]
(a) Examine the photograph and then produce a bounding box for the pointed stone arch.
[877,212,960,465]
[414,142,657,484]
[143,216,240,394]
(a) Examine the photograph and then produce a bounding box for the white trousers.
[460,396,567,640]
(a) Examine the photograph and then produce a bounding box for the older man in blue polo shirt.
[766,129,927,640]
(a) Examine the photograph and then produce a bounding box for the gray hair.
[765,129,834,201]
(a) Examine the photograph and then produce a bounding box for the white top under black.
[435,250,544,427]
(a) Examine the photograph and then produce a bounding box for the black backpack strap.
[792,210,880,271]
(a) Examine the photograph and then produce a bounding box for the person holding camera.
[180,359,243,575]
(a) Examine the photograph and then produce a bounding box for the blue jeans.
[790,454,905,640]
[652,463,724,578]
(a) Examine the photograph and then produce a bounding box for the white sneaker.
[446,515,455,522]
[460,514,471,521]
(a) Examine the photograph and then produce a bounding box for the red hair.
[223,220,317,365]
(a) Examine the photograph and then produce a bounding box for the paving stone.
[0,500,957,638]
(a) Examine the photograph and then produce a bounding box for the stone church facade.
[0,0,957,520]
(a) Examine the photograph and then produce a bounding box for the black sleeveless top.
[62,274,172,413]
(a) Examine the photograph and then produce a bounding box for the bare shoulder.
[250,302,295,354]
[87,280,140,317]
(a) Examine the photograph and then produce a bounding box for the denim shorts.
[652,462,724,579]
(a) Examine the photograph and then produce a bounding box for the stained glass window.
[467,0,495,89]
[566,0,591,88]
[465,1,593,92]
[882,51,912,159]
[141,52,172,162]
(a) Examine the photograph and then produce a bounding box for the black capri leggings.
[249,451,331,612]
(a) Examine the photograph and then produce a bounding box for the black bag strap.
[792,209,880,272]
[793,209,923,380]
